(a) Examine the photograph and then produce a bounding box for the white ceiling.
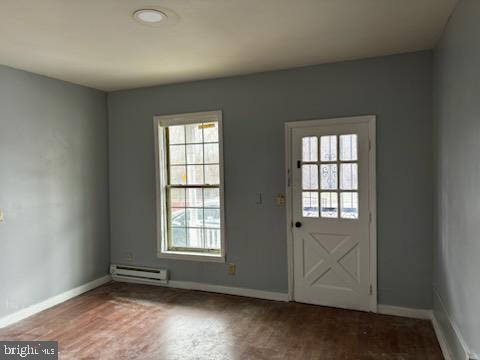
[0,0,457,91]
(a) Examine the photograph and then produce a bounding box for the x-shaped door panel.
[301,231,361,294]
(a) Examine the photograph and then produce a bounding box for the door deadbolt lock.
[295,221,302,228]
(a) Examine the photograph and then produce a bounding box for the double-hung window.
[154,111,225,262]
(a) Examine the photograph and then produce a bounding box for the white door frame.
[285,115,377,312]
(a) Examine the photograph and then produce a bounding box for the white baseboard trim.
[0,275,111,329]
[432,311,455,360]
[112,276,289,302]
[377,304,432,320]
[432,288,473,360]
[377,303,472,360]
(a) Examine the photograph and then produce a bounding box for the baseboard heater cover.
[110,264,168,284]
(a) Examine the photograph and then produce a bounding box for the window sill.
[157,251,225,263]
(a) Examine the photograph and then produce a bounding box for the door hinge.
[369,284,373,295]
[297,160,301,169]
[369,212,372,223]
[369,140,372,151]
[287,169,291,187]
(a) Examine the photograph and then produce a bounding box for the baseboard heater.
[110,264,168,285]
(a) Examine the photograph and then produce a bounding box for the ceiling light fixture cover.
[133,9,167,24]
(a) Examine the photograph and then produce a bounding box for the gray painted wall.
[433,0,480,357]
[0,65,110,319]
[109,51,433,309]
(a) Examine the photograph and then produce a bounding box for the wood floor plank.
[0,282,443,359]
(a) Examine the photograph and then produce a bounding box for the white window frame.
[154,110,226,263]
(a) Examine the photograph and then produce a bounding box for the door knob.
[295,221,302,228]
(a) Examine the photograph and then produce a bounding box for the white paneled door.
[290,117,375,312]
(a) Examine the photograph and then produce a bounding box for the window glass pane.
[186,144,203,164]
[205,165,220,184]
[204,208,220,228]
[320,164,338,190]
[204,143,219,164]
[171,227,187,247]
[204,228,221,249]
[169,145,186,165]
[341,192,359,219]
[164,118,222,253]
[187,165,204,184]
[185,123,203,143]
[320,136,337,162]
[204,188,220,208]
[302,164,318,190]
[320,192,338,218]
[170,188,185,208]
[186,208,204,227]
[170,208,186,227]
[186,188,203,207]
[187,228,204,248]
[340,163,358,190]
[302,192,319,218]
[168,125,185,145]
[302,137,318,162]
[203,123,218,143]
[170,166,187,185]
[340,134,358,161]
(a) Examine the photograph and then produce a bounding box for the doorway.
[285,116,377,312]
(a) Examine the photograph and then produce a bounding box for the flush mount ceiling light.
[133,9,167,24]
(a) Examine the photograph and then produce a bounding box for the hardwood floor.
[0,282,443,360]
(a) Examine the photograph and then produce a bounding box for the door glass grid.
[301,134,359,219]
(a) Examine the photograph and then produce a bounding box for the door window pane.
[320,192,338,218]
[340,134,358,161]
[320,164,338,190]
[302,192,319,218]
[186,144,203,164]
[341,192,359,219]
[302,137,318,162]
[297,132,360,221]
[302,164,318,190]
[321,135,337,162]
[340,163,358,190]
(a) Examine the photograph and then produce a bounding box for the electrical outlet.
[126,252,133,261]
[228,263,236,275]
[0,210,4,222]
